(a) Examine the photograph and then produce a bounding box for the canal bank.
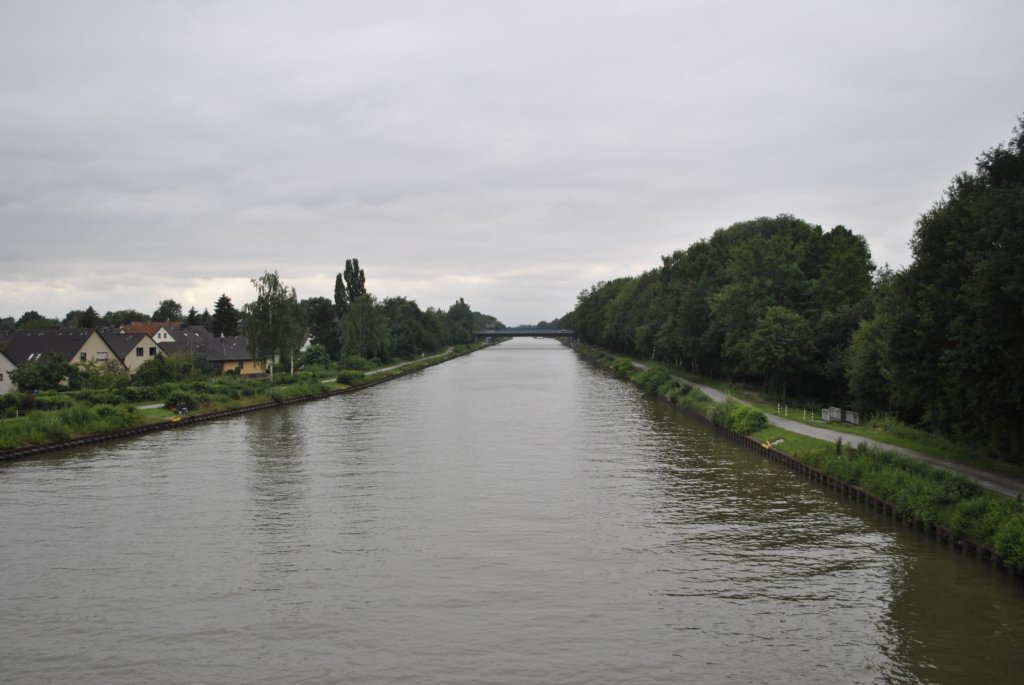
[0,345,483,463]
[571,342,1024,578]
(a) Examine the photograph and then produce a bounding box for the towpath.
[634,362,1024,498]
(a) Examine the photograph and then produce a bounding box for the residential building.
[0,350,15,394]
[2,328,121,370]
[98,330,162,373]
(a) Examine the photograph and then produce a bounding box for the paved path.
[635,362,1024,498]
[366,347,456,375]
[318,348,457,383]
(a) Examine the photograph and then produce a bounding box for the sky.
[1,1,1021,326]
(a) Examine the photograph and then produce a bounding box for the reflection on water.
[245,410,311,580]
[1,338,1023,684]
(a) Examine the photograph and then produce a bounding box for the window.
[136,347,144,357]
[0,373,4,382]
[79,352,86,361]
[149,347,157,356]
[96,352,108,361]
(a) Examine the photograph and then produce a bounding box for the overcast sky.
[1,1,1021,326]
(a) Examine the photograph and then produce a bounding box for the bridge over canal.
[473,328,575,340]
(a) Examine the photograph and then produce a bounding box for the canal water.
[2,338,1023,683]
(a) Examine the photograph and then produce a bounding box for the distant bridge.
[473,328,575,340]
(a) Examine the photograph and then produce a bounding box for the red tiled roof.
[120,321,182,337]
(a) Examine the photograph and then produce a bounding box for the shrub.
[950,496,1018,542]
[340,355,376,372]
[610,358,636,377]
[163,388,201,412]
[726,404,768,434]
[709,400,768,434]
[30,392,75,411]
[635,367,671,394]
[337,370,365,385]
[993,513,1024,572]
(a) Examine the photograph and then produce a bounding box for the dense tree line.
[241,261,502,370]
[570,215,874,404]
[847,117,1024,460]
[569,116,1024,461]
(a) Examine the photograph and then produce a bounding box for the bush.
[635,367,671,394]
[300,343,330,368]
[162,388,201,412]
[726,404,768,434]
[340,355,376,372]
[30,392,75,411]
[337,370,365,385]
[610,358,636,377]
[709,400,768,434]
[950,496,1018,542]
[993,513,1024,572]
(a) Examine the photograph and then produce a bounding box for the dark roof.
[173,326,215,341]
[98,330,153,361]
[158,334,256,362]
[2,328,95,365]
[203,336,256,362]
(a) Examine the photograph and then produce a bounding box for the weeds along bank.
[0,345,481,457]
[573,344,1024,575]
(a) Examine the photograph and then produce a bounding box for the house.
[2,328,122,370]
[203,336,265,376]
[98,330,163,373]
[155,327,264,376]
[0,350,15,394]
[120,321,182,345]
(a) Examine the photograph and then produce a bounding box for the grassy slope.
[646,361,1024,482]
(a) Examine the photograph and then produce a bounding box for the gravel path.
[635,361,1024,498]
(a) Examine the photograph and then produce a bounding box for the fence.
[822,406,860,425]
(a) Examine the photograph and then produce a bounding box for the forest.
[564,116,1024,461]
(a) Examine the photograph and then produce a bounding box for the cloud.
[2,1,1022,324]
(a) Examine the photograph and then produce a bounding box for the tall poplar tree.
[344,258,366,303]
[333,273,349,317]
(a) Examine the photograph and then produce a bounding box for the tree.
[62,310,82,326]
[242,271,305,377]
[446,297,474,344]
[302,296,341,359]
[210,294,240,337]
[80,306,100,328]
[341,294,392,360]
[737,306,812,400]
[876,115,1024,459]
[10,353,76,392]
[186,306,200,325]
[103,309,149,326]
[152,299,183,322]
[333,273,349,317]
[17,310,60,329]
[383,296,438,356]
[300,343,330,368]
[344,258,367,303]
[133,353,210,386]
